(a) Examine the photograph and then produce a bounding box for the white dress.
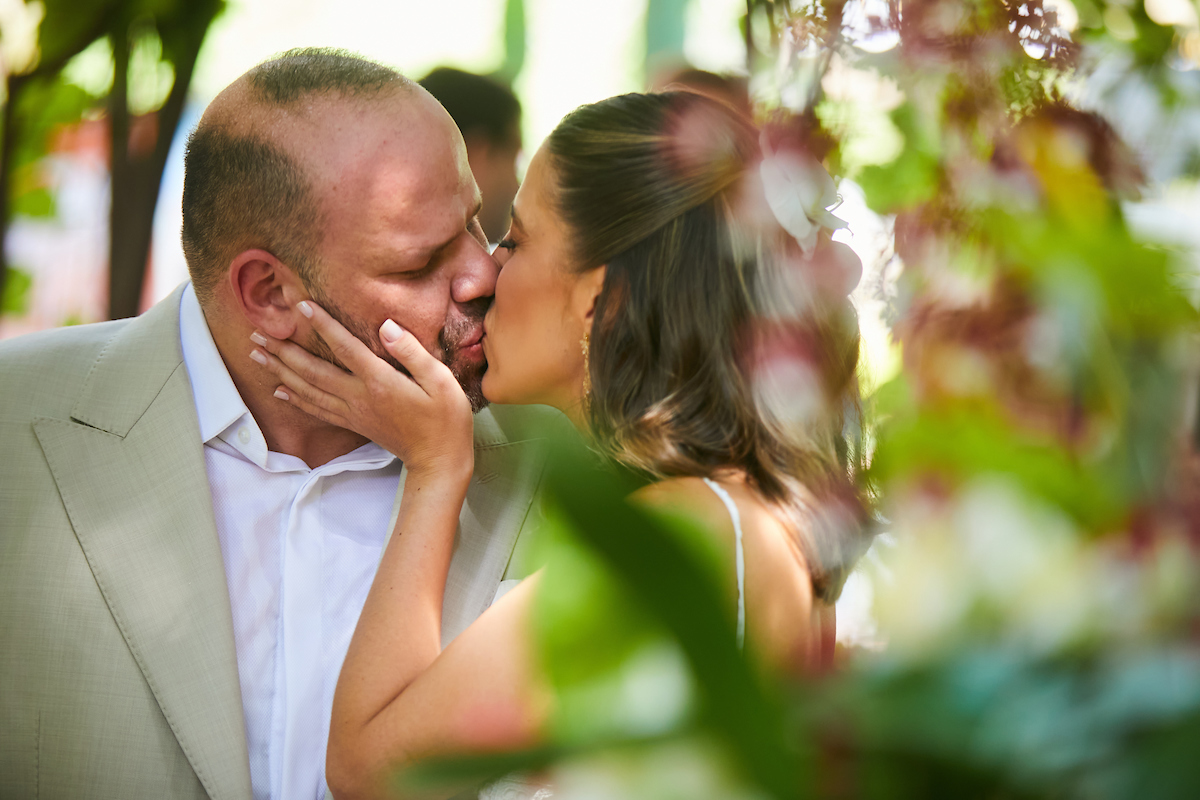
[477,478,747,800]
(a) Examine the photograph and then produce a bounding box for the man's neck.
[236,372,372,469]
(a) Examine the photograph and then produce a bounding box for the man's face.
[299,92,497,411]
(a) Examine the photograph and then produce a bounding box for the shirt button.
[238,428,251,444]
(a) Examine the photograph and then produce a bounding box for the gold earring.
[581,331,591,402]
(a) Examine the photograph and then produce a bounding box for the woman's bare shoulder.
[632,474,818,669]
[629,474,747,548]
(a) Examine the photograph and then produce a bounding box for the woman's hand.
[249,300,474,482]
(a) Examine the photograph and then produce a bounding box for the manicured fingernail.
[250,331,268,347]
[380,319,404,343]
[274,388,290,401]
[297,301,313,318]
[250,349,267,365]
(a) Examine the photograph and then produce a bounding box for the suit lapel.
[440,435,545,644]
[35,289,252,800]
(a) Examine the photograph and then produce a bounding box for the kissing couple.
[0,47,864,800]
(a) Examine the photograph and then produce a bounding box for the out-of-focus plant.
[404,2,1200,798]
[831,1,1200,795]
[0,0,223,321]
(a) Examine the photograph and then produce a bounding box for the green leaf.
[1,267,33,315]
[533,504,672,744]
[155,0,226,67]
[11,75,102,172]
[35,0,116,72]
[12,186,55,218]
[857,102,943,213]
[869,406,1128,532]
[856,152,941,214]
[538,439,806,799]
[983,210,1199,338]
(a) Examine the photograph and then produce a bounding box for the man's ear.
[575,265,607,327]
[228,249,308,339]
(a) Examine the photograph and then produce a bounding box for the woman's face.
[482,145,599,414]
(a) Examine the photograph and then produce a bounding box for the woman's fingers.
[247,315,473,472]
[250,341,350,426]
[378,319,458,395]
[254,329,356,398]
[271,382,347,429]
[297,300,378,376]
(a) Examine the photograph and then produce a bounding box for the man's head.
[182,48,495,410]
[419,67,522,242]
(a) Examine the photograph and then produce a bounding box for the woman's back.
[633,474,832,672]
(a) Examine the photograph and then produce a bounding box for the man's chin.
[455,363,488,414]
[467,390,488,414]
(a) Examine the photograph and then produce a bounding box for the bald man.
[0,49,550,800]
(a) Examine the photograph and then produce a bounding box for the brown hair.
[546,91,865,601]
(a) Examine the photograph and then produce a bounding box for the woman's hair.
[545,91,865,602]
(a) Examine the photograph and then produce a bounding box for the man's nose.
[450,234,499,306]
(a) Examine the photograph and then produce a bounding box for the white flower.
[759,136,847,253]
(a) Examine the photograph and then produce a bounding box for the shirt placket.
[278,470,326,800]
[277,455,398,800]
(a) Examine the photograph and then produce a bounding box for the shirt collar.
[179,282,254,445]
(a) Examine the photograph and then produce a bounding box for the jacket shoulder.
[0,318,127,363]
[0,320,129,419]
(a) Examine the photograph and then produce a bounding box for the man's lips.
[460,325,483,349]
[457,324,485,359]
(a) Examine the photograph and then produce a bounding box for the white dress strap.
[702,478,745,649]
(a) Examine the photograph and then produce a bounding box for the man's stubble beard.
[304,282,489,414]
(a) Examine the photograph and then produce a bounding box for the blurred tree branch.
[107,0,222,319]
[0,3,117,316]
[0,0,223,321]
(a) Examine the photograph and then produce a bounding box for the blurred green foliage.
[856,105,941,212]
[0,266,31,315]
[0,0,223,321]
[9,76,97,173]
[411,2,1200,798]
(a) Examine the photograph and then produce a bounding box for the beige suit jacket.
[0,286,553,800]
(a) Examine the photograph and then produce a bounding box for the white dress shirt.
[179,284,403,800]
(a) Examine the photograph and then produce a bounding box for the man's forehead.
[258,99,463,223]
[276,92,431,152]
[205,81,438,155]
[312,104,478,252]
[314,111,469,196]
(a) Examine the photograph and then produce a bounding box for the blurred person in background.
[0,48,550,800]
[420,67,523,243]
[251,89,867,800]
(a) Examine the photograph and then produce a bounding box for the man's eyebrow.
[409,201,486,263]
[398,236,451,268]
